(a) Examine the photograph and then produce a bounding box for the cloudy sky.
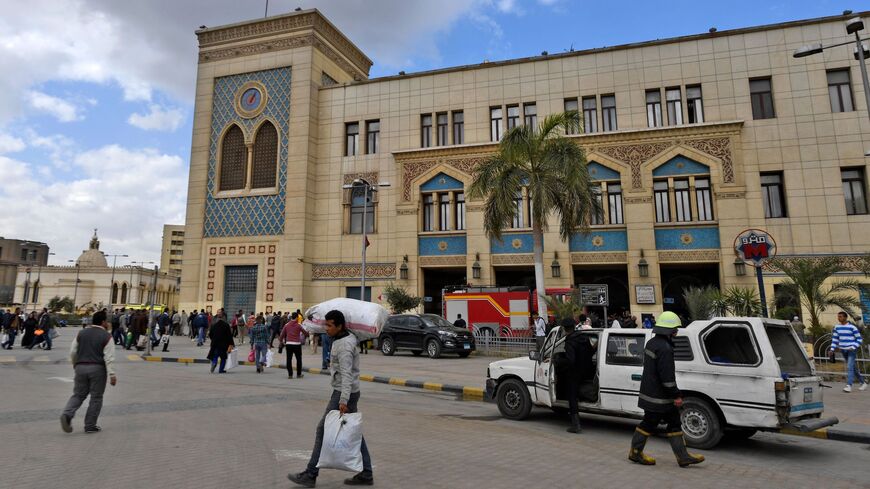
[0,0,857,266]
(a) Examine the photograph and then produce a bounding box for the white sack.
[317,410,363,473]
[303,298,388,341]
[225,349,238,370]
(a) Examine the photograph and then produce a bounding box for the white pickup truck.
[485,317,838,448]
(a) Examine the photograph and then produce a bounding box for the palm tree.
[468,111,599,319]
[772,256,863,336]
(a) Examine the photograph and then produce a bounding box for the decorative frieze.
[623,196,653,204]
[398,155,490,201]
[597,142,672,189]
[311,263,396,280]
[657,250,720,262]
[683,137,735,183]
[492,254,534,265]
[714,191,746,199]
[762,255,869,273]
[420,255,466,267]
[570,252,628,264]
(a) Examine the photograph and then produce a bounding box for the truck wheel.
[380,337,395,356]
[426,339,442,359]
[497,378,532,420]
[680,397,723,449]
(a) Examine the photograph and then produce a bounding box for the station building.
[180,9,870,323]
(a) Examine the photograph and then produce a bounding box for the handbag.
[265,349,274,368]
[0,333,7,344]
[247,349,256,363]
[317,410,364,472]
[35,329,44,336]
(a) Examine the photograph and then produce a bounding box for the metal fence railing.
[472,333,536,357]
[811,333,870,380]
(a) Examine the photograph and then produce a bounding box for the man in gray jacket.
[288,309,373,487]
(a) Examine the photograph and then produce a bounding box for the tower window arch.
[219,125,247,191]
[251,121,278,188]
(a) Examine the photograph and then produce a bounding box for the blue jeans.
[2,330,16,348]
[254,343,268,368]
[210,354,227,372]
[842,349,866,386]
[306,390,372,477]
[321,334,332,369]
[197,326,206,345]
[45,329,53,349]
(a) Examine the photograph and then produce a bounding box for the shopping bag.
[317,410,363,472]
[303,298,388,341]
[226,349,238,370]
[136,335,148,348]
[0,333,7,344]
[247,349,255,363]
[49,329,59,340]
[160,334,170,345]
[265,349,274,368]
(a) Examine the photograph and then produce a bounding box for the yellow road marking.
[388,378,407,386]
[779,427,828,440]
[423,382,443,391]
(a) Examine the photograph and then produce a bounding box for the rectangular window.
[422,194,435,231]
[761,172,787,218]
[842,168,868,215]
[654,181,670,223]
[523,103,537,127]
[439,193,450,231]
[703,323,760,366]
[666,87,683,125]
[674,179,692,222]
[349,188,374,234]
[512,191,524,228]
[421,114,432,148]
[436,112,448,146]
[601,94,617,131]
[591,187,604,225]
[827,69,854,113]
[608,183,624,224]
[695,178,713,221]
[452,111,464,144]
[20,248,27,261]
[605,334,646,366]
[455,192,466,230]
[646,89,663,127]
[750,77,775,119]
[345,122,359,156]
[582,96,598,134]
[686,85,704,123]
[365,120,379,154]
[490,107,503,141]
[507,105,520,131]
[564,98,578,134]
[345,286,372,302]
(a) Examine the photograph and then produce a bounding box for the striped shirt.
[830,322,863,351]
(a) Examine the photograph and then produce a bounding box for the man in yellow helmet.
[628,311,705,468]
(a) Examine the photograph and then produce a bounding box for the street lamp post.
[129,261,155,304]
[794,16,870,154]
[105,254,128,314]
[67,260,81,313]
[342,178,390,301]
[32,252,56,312]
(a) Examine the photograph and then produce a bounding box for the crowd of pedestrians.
[1,307,56,350]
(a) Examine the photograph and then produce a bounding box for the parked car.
[379,313,476,358]
[485,317,837,449]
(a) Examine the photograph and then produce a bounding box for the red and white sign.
[733,228,777,267]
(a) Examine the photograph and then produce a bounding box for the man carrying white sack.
[288,309,374,487]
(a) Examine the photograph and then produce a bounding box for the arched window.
[251,121,278,188]
[32,281,39,304]
[111,283,119,304]
[120,283,128,304]
[219,125,247,191]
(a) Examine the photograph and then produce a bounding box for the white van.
[485,317,838,448]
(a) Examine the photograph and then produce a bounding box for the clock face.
[240,87,262,112]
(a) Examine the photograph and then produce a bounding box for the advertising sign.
[579,284,608,306]
[734,228,777,267]
[635,285,656,304]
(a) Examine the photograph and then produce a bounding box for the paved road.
[1,330,869,488]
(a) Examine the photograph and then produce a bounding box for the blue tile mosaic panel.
[569,230,628,252]
[652,155,710,177]
[654,227,720,250]
[860,286,870,326]
[420,172,464,192]
[490,233,535,254]
[587,162,621,181]
[204,67,291,237]
[419,236,468,256]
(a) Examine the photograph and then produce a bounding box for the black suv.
[379,314,476,358]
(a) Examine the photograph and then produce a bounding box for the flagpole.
[360,182,369,301]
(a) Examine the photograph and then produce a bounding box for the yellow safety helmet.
[653,311,682,334]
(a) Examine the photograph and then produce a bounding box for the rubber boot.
[628,428,656,465]
[566,413,582,434]
[667,432,705,467]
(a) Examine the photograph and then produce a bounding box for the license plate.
[803,387,813,403]
[463,344,470,350]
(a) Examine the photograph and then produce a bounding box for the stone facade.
[181,9,870,324]
[160,224,185,276]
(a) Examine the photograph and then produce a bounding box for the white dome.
[76,230,108,268]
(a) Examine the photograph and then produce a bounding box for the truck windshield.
[764,324,812,377]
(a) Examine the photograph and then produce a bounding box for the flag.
[365,236,370,248]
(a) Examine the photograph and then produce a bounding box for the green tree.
[723,286,762,317]
[468,111,599,319]
[47,295,75,313]
[682,285,714,321]
[382,283,424,314]
[772,257,863,337]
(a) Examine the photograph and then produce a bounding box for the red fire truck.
[442,286,573,338]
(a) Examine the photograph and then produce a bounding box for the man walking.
[1,307,21,349]
[60,310,117,434]
[533,311,547,351]
[560,317,595,434]
[288,310,374,487]
[453,314,466,329]
[830,311,867,392]
[194,309,208,347]
[628,311,704,467]
[250,316,270,373]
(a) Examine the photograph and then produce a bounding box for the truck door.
[599,331,649,412]
[533,327,561,406]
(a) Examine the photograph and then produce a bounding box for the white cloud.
[128,104,185,131]
[0,133,25,153]
[27,90,83,122]
[0,142,187,264]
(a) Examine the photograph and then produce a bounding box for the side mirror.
[529,350,540,361]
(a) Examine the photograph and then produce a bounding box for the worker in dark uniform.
[629,311,704,467]
[560,318,595,434]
